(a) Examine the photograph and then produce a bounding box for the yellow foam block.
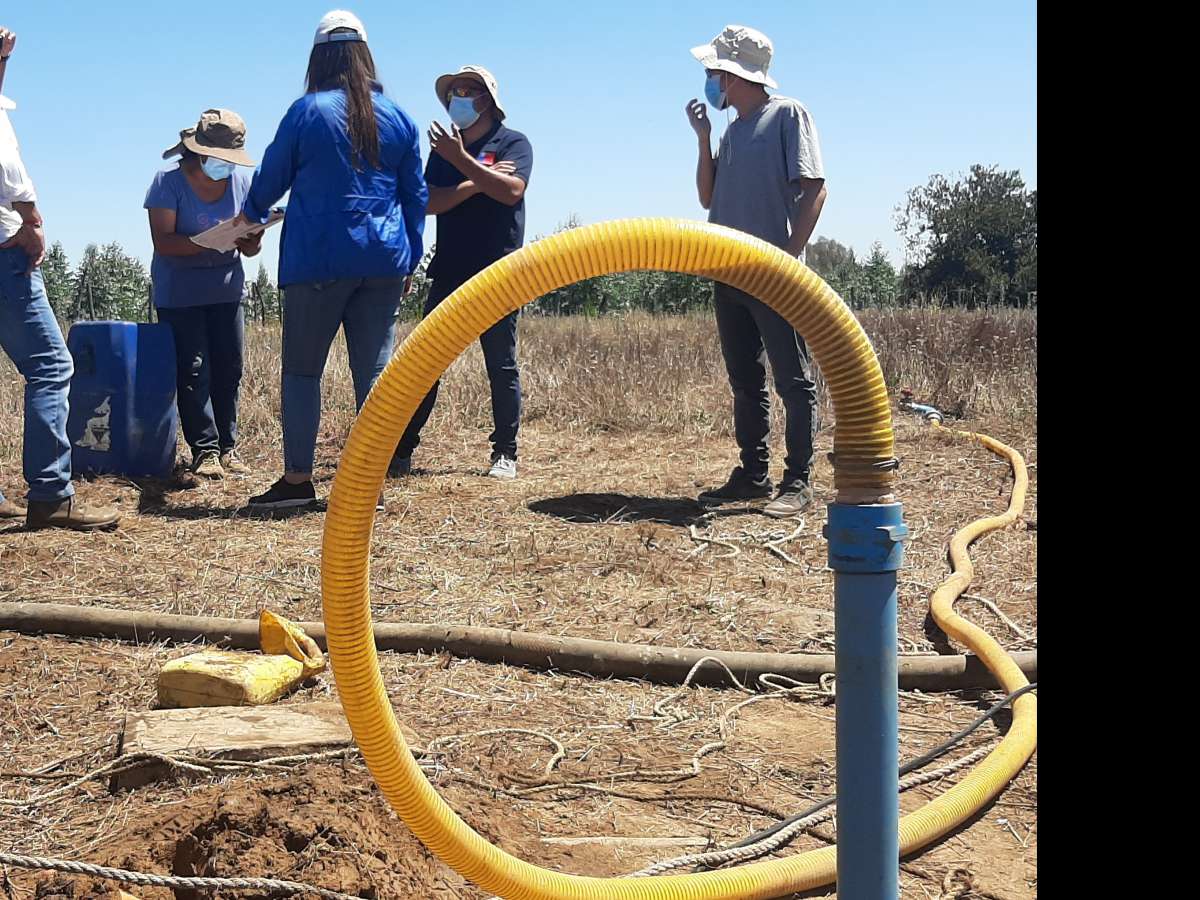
[157,649,306,708]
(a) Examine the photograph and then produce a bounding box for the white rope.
[0,851,365,899]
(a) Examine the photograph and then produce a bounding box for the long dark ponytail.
[305,31,381,170]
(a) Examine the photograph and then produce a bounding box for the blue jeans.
[0,246,75,503]
[394,276,522,461]
[156,302,244,456]
[713,283,817,486]
[281,276,403,475]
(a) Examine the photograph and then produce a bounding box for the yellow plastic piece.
[158,611,327,708]
[319,218,1037,898]
[157,649,306,708]
[260,609,327,679]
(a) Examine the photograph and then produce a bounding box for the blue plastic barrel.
[66,321,178,478]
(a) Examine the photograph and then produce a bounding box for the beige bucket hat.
[162,108,254,165]
[691,25,778,89]
[434,65,507,121]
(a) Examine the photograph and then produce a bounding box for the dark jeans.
[713,283,817,486]
[395,276,522,461]
[281,276,403,475]
[157,302,244,456]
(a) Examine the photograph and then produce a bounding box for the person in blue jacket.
[237,10,427,511]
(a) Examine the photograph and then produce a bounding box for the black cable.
[722,682,1038,853]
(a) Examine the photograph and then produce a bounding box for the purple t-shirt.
[144,166,251,308]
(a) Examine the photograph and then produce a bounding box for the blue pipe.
[899,400,944,423]
[824,502,908,900]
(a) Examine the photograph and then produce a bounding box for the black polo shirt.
[426,120,533,284]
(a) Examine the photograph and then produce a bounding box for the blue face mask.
[201,157,237,181]
[705,73,728,111]
[448,96,481,130]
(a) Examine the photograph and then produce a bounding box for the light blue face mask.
[704,73,728,111]
[448,96,481,130]
[201,157,237,181]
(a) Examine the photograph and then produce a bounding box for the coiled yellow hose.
[320,218,1036,899]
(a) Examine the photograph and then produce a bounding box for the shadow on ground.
[528,492,755,527]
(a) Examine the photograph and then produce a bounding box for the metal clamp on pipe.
[824,503,908,900]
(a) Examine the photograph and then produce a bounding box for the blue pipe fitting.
[908,402,944,423]
[824,503,908,573]
[824,502,907,900]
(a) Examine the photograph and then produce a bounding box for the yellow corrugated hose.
[320,218,1036,899]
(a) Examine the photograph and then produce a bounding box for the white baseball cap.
[313,10,368,46]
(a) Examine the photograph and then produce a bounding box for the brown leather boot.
[0,498,27,519]
[26,496,121,532]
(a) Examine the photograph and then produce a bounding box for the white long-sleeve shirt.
[0,96,37,242]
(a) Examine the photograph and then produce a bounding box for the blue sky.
[3,1,1035,279]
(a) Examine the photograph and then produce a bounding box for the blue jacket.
[242,88,428,287]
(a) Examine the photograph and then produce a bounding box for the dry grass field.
[0,307,1036,899]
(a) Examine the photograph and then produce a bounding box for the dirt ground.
[0,413,1036,899]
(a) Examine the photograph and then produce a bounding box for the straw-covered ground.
[0,308,1036,898]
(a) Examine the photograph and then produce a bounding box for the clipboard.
[190,207,285,253]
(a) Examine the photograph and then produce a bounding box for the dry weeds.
[0,309,1036,898]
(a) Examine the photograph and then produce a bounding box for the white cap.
[313,10,368,46]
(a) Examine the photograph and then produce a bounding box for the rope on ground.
[631,742,993,877]
[0,730,566,809]
[957,594,1032,641]
[422,728,566,778]
[622,656,834,785]
[685,519,807,566]
[0,851,365,900]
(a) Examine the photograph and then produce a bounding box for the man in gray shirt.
[687,24,827,518]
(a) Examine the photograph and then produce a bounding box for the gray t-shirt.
[709,96,825,259]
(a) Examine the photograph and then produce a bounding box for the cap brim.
[180,134,254,166]
[434,70,506,121]
[691,54,777,89]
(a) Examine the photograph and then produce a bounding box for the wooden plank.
[113,700,419,790]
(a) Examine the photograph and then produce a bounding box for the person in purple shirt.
[145,109,261,479]
[235,10,427,511]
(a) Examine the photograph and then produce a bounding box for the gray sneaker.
[763,482,814,519]
[220,449,252,475]
[488,454,517,480]
[192,449,224,479]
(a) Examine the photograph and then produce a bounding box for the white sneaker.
[488,454,517,480]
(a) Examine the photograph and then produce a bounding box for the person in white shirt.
[0,26,119,531]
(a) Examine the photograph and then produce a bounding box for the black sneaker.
[247,477,317,510]
[764,481,814,518]
[698,467,774,504]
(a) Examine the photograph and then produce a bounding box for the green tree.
[895,164,1037,306]
[531,216,712,316]
[248,263,281,323]
[40,241,73,319]
[859,242,899,306]
[806,236,856,280]
[70,242,151,322]
[399,245,436,320]
[805,236,865,305]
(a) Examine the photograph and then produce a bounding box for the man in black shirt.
[391,65,533,480]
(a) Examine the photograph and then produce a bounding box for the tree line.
[41,163,1035,324]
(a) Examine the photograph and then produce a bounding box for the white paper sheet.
[190,207,285,253]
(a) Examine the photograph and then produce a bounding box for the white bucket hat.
[314,10,368,45]
[434,65,507,121]
[691,25,778,89]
